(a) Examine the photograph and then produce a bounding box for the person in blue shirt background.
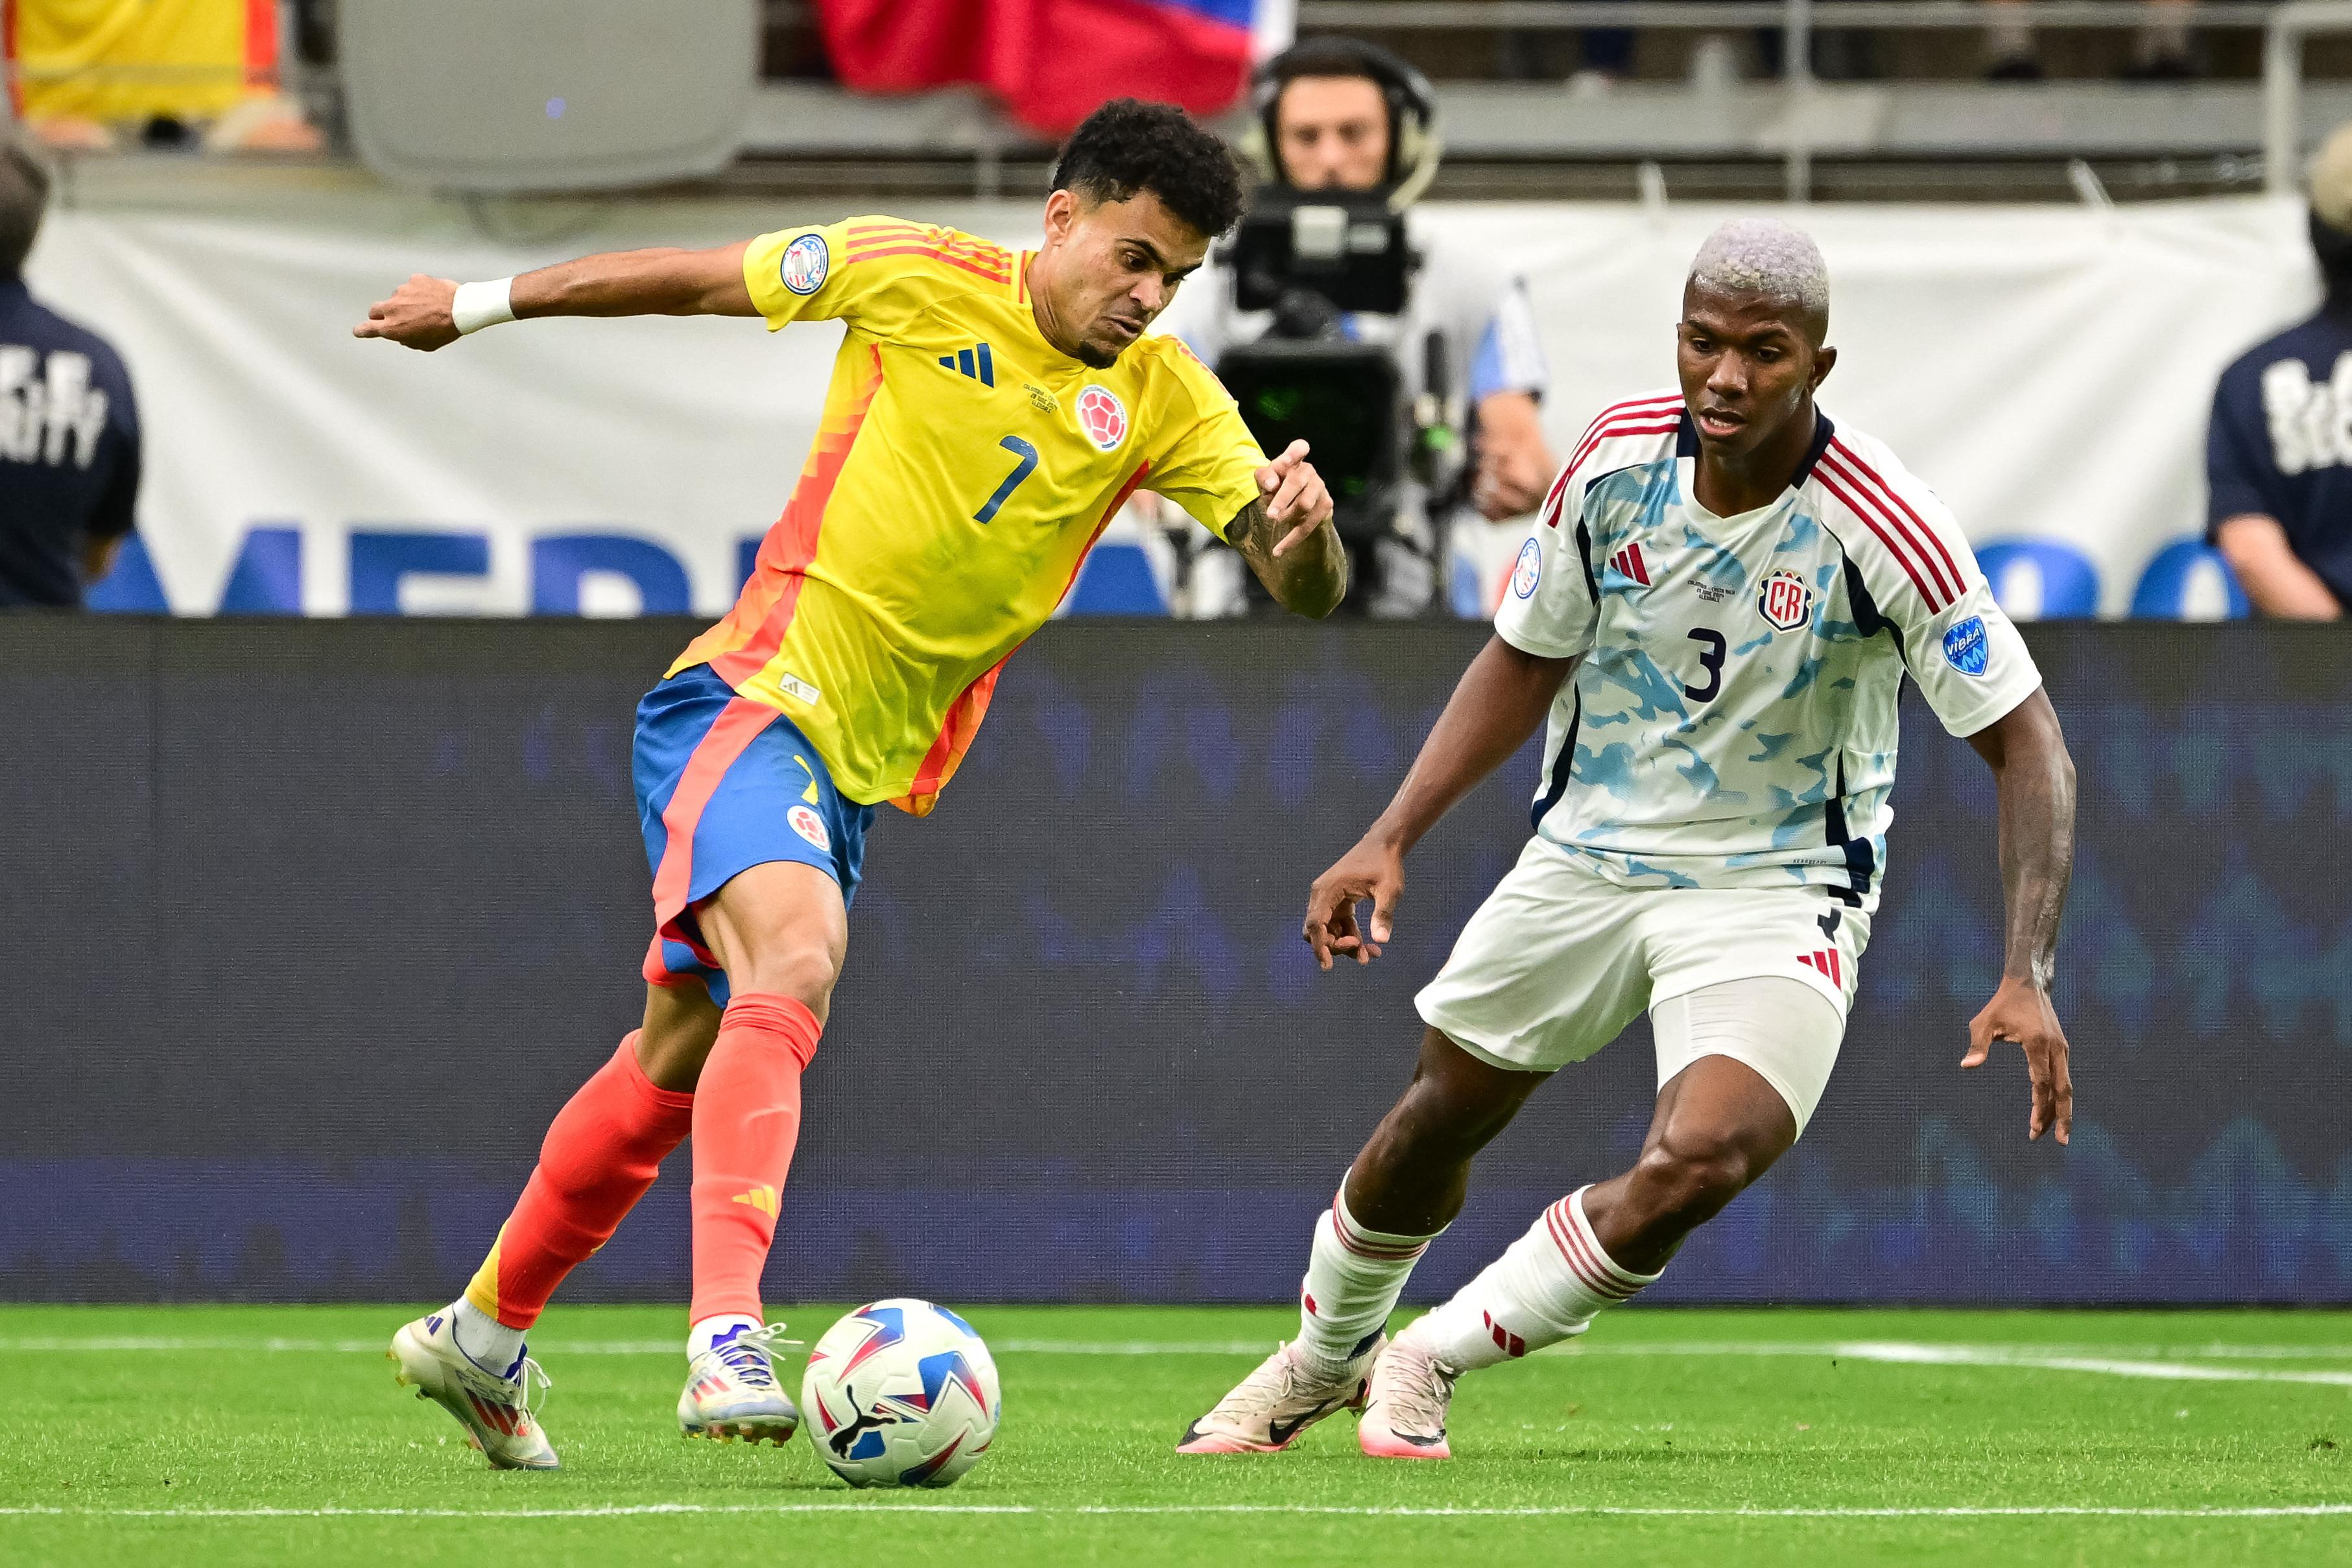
[0,137,140,610]
[2206,124,2352,621]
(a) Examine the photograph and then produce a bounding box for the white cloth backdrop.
[28,192,2320,617]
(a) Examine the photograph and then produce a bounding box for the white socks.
[449,1296,527,1379]
[1414,1187,1661,1371]
[1294,1185,1442,1377]
[689,1313,762,1360]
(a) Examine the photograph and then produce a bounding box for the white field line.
[3,1336,2351,1386]
[1,1503,2350,1521]
[1823,1342,2352,1388]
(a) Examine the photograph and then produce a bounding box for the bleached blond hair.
[1686,218,1831,326]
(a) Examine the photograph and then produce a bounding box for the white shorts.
[1414,837,1868,1132]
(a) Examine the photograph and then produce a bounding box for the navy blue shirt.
[0,278,139,608]
[2207,308,2352,604]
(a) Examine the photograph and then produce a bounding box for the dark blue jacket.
[0,278,139,608]
[2207,308,2352,604]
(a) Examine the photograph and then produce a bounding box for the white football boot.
[677,1322,802,1445]
[1357,1322,1458,1460]
[389,1310,558,1470]
[1176,1335,1384,1455]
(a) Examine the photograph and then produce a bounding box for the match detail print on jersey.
[1497,396,2042,910]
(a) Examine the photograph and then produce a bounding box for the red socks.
[464,1031,695,1329]
[460,995,821,1333]
[688,992,822,1325]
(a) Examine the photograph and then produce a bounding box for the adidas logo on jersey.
[937,343,996,387]
[1609,543,1652,586]
[1797,947,1844,987]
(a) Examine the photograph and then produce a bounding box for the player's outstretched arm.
[1960,686,2078,1143]
[1305,634,1575,970]
[1231,439,1347,620]
[353,241,757,351]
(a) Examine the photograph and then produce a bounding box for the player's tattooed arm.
[1961,686,2078,1144]
[355,242,757,350]
[1304,636,1576,970]
[1229,439,1347,620]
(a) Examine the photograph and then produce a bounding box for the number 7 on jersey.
[973,435,1039,524]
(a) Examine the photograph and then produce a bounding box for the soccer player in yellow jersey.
[355,101,1344,1469]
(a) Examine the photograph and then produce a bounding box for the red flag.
[815,0,1255,138]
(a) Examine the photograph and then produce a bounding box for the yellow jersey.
[671,215,1267,814]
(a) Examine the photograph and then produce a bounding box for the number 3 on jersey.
[1685,626,1726,702]
[974,435,1039,524]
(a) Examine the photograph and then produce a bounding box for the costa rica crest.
[1755,567,1814,632]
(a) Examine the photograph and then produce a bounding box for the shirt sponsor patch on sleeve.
[1943,614,1990,676]
[780,233,829,296]
[1512,536,1543,598]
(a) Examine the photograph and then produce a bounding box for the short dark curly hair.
[0,137,51,278]
[1052,99,1246,241]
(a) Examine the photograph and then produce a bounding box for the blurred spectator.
[1985,0,2196,82]
[1167,38,1556,617]
[10,0,319,154]
[1495,3,1633,94]
[2203,126,2352,622]
[0,141,141,610]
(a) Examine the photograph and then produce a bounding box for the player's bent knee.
[1627,1139,1755,1228]
[730,944,841,1016]
[1377,1076,1527,1169]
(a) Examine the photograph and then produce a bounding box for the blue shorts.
[633,665,874,1006]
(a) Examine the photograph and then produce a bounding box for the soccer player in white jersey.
[1180,218,2079,1460]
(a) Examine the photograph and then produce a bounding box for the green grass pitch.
[2,1303,2347,1566]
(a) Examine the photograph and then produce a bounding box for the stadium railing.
[1299,0,2323,198]
[2266,0,2352,187]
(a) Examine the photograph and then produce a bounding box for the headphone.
[1240,37,1443,212]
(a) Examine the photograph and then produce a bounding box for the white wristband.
[451,278,516,336]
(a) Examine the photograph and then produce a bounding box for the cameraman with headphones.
[1159,37,1556,617]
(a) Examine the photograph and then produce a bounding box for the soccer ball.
[800,1298,1001,1488]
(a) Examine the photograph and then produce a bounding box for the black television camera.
[1212,191,1458,551]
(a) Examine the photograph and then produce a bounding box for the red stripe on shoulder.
[1568,396,1679,447]
[1813,464,1949,612]
[1541,404,1680,527]
[1823,442,1964,602]
[846,227,1008,266]
[1565,417,1679,481]
[839,244,1011,284]
[1580,393,1684,431]
[1537,462,1576,528]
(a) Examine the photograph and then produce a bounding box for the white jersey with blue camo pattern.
[1493,392,2043,912]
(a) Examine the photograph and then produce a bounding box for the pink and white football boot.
[1356,1323,1458,1460]
[1176,1335,1384,1455]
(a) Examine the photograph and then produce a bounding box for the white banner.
[29,192,2318,617]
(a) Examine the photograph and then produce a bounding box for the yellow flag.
[11,0,274,123]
